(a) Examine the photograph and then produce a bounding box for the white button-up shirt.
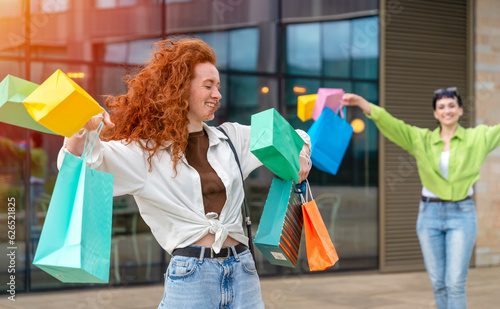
[58,122,310,254]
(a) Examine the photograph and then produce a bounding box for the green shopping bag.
[250,108,305,182]
[254,178,304,268]
[33,123,114,283]
[0,75,56,134]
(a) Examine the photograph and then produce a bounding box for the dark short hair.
[432,87,463,110]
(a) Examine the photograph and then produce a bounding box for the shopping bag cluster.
[0,70,104,137]
[297,88,353,175]
[254,179,338,271]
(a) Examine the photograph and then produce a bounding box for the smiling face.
[433,96,463,127]
[186,62,222,131]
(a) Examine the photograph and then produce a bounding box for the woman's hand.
[298,154,310,183]
[66,111,115,156]
[298,143,311,183]
[84,110,115,131]
[342,93,371,115]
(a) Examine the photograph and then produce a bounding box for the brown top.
[185,130,227,215]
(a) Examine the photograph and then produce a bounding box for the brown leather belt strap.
[172,244,248,259]
[421,196,472,203]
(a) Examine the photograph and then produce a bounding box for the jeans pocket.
[167,256,198,280]
[418,201,427,213]
[457,200,475,212]
[240,251,257,275]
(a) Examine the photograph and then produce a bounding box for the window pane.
[323,20,351,78]
[0,61,25,79]
[282,0,378,20]
[354,81,378,104]
[197,31,229,70]
[0,0,22,18]
[229,28,259,72]
[0,0,24,56]
[94,66,129,104]
[286,23,321,76]
[40,0,69,12]
[225,75,277,124]
[0,123,28,293]
[128,39,158,65]
[322,80,353,94]
[351,16,379,80]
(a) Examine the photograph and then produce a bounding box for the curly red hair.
[102,38,217,174]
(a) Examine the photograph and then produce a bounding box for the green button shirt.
[366,103,500,201]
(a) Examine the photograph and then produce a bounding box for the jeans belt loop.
[231,246,240,261]
[199,247,206,264]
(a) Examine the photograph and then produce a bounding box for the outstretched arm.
[341,93,424,155]
[342,93,371,115]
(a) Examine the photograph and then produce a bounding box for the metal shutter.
[379,0,473,272]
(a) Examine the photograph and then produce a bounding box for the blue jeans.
[158,246,264,309]
[416,199,477,309]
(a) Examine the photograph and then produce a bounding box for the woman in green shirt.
[343,88,500,309]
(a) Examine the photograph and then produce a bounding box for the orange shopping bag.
[301,182,339,271]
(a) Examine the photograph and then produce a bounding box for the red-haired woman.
[59,38,311,308]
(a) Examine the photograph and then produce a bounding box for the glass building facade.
[0,0,379,292]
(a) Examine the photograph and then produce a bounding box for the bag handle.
[81,121,104,171]
[296,179,313,204]
[334,105,347,119]
[216,127,256,264]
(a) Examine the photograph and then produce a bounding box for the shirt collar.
[431,125,465,145]
[202,123,227,147]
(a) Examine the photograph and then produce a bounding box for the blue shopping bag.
[308,107,353,175]
[33,123,114,283]
[254,178,304,268]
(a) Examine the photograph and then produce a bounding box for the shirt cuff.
[364,103,381,121]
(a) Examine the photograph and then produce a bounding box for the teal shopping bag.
[254,178,304,268]
[250,108,305,182]
[33,123,114,283]
[0,75,56,134]
[308,107,353,175]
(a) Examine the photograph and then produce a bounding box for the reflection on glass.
[352,16,379,80]
[0,124,28,292]
[0,61,25,79]
[227,75,259,123]
[354,81,378,104]
[36,0,69,13]
[229,28,259,71]
[95,0,137,9]
[323,20,351,78]
[103,39,159,65]
[286,23,321,76]
[351,118,365,133]
[286,16,379,80]
[94,66,128,103]
[0,0,21,18]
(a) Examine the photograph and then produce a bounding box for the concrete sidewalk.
[1,267,498,309]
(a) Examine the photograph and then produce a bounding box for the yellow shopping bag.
[297,94,317,122]
[23,70,104,137]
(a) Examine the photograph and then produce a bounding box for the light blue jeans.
[416,199,477,309]
[158,246,264,309]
